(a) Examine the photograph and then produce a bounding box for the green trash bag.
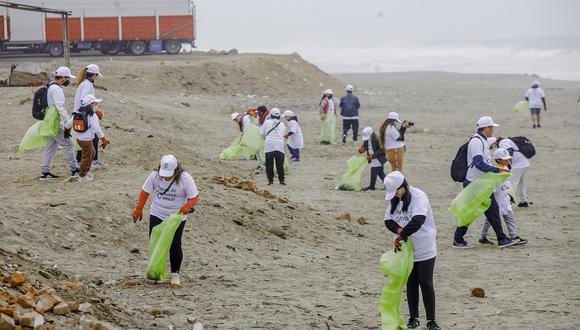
[337,156,368,191]
[240,124,264,158]
[379,240,414,330]
[449,172,510,227]
[71,130,81,152]
[17,106,60,156]
[146,213,183,281]
[320,115,336,144]
[219,136,244,160]
[513,100,529,113]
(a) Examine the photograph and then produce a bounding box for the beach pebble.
[268,226,287,239]
[95,250,108,257]
[130,246,140,254]
[471,288,485,298]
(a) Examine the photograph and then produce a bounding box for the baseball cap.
[81,94,102,107]
[230,112,240,121]
[345,84,353,92]
[283,110,295,117]
[54,66,75,78]
[493,148,512,160]
[270,108,281,116]
[159,155,178,177]
[532,80,540,87]
[386,112,401,123]
[362,127,373,141]
[86,64,103,77]
[476,116,499,128]
[323,89,333,95]
[384,171,405,201]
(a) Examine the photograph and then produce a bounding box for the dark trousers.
[454,181,507,243]
[265,150,285,183]
[407,257,436,321]
[149,215,186,273]
[370,166,385,188]
[288,146,300,160]
[342,119,359,141]
[76,135,99,163]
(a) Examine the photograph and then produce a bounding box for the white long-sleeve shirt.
[75,113,105,141]
[74,79,95,111]
[47,83,70,129]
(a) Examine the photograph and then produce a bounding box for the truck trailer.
[0,0,196,56]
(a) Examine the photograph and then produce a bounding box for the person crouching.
[358,127,387,190]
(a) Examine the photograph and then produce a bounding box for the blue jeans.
[288,146,300,160]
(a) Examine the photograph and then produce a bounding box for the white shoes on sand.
[170,272,181,288]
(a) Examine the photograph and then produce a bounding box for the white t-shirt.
[142,171,199,221]
[466,134,491,182]
[47,83,69,129]
[241,114,252,129]
[384,125,404,150]
[384,186,437,262]
[261,119,286,153]
[525,87,545,109]
[287,120,304,149]
[73,79,95,112]
[493,165,513,215]
[327,98,335,115]
[499,139,530,169]
[367,140,381,167]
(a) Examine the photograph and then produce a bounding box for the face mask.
[327,95,333,99]
[63,79,70,87]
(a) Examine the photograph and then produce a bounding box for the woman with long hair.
[319,89,336,144]
[74,64,105,166]
[379,112,411,172]
[132,155,200,288]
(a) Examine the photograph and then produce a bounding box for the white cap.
[323,89,333,95]
[532,80,540,87]
[493,148,512,160]
[386,112,401,123]
[476,116,499,128]
[81,94,102,107]
[86,64,103,77]
[270,108,281,116]
[54,66,75,78]
[230,112,240,121]
[384,171,405,201]
[159,155,178,177]
[362,127,373,141]
[345,84,353,92]
[283,110,295,117]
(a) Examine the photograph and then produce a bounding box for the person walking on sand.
[479,148,528,246]
[379,112,411,172]
[74,64,106,167]
[358,127,386,190]
[525,80,547,128]
[319,89,336,144]
[496,137,532,208]
[452,116,517,249]
[260,108,286,185]
[383,171,441,330]
[283,110,303,162]
[68,95,110,183]
[40,66,79,180]
[132,155,200,288]
[340,84,360,143]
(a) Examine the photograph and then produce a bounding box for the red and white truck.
[0,0,196,56]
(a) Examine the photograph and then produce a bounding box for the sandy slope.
[1,55,580,329]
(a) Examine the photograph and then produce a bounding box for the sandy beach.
[1,54,579,329]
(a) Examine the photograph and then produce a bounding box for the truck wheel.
[48,43,64,57]
[129,41,147,56]
[100,42,121,55]
[165,40,182,55]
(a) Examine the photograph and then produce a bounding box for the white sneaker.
[86,172,95,179]
[92,160,107,168]
[169,272,181,288]
[78,176,94,184]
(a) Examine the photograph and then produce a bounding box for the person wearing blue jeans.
[283,110,303,162]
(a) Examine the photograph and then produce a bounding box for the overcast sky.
[195,0,580,79]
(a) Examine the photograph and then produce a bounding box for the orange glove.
[132,208,143,223]
[367,155,373,161]
[96,110,104,120]
[180,195,200,214]
[358,146,367,154]
[100,137,110,149]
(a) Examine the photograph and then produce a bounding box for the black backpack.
[32,82,55,120]
[72,107,90,133]
[509,136,535,159]
[450,136,484,182]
